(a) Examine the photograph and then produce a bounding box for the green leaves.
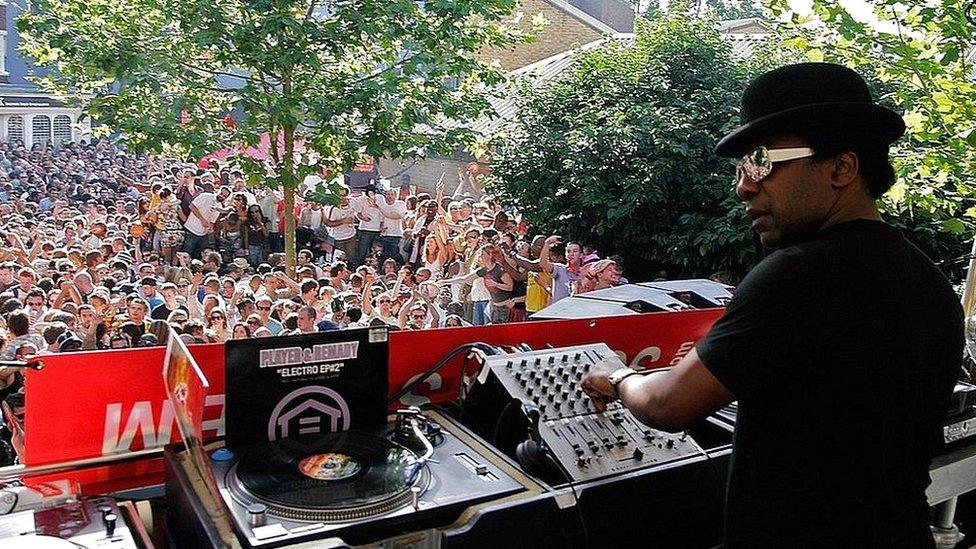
[765,0,976,282]
[489,13,757,280]
[18,0,527,179]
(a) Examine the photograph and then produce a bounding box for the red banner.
[20,310,722,490]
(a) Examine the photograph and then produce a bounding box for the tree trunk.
[282,122,297,277]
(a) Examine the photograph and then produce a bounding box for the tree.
[19,0,529,273]
[764,0,976,282]
[488,13,758,280]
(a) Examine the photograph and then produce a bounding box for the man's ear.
[830,151,860,189]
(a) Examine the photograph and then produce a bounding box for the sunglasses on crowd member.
[734,146,814,186]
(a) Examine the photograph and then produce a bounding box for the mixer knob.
[535,358,541,365]
[633,448,644,460]
[506,361,513,369]
[666,439,675,448]
[526,387,533,396]
[562,372,570,381]
[561,354,568,362]
[574,352,581,360]
[514,371,522,380]
[547,394,555,402]
[539,404,547,414]
[521,359,527,367]
[548,356,555,364]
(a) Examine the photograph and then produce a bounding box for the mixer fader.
[481,343,705,482]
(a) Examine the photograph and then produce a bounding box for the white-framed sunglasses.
[735,146,815,185]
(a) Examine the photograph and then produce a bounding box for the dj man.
[582,63,963,547]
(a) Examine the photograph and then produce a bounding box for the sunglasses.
[247,319,260,325]
[257,305,271,310]
[210,314,224,319]
[735,147,814,186]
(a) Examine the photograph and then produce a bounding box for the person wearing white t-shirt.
[323,185,359,265]
[354,184,383,267]
[378,184,407,264]
[184,187,230,259]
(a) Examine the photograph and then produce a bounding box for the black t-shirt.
[697,219,962,548]
[151,303,187,321]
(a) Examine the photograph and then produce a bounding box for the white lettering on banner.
[101,394,226,455]
[669,341,696,366]
[398,373,442,407]
[627,346,662,368]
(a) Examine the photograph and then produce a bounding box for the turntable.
[166,408,543,548]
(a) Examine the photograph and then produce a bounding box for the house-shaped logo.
[266,386,352,441]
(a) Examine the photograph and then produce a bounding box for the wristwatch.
[607,367,640,400]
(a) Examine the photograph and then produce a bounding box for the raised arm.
[539,235,561,275]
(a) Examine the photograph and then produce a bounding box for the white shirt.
[356,195,383,232]
[259,192,280,233]
[378,197,407,237]
[300,206,324,230]
[184,192,222,236]
[327,202,359,241]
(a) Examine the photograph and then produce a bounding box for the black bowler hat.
[714,63,905,158]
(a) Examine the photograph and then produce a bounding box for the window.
[7,115,22,144]
[0,32,7,75]
[53,115,72,147]
[32,115,52,146]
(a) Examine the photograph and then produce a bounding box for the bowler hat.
[715,63,905,158]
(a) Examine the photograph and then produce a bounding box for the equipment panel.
[482,343,704,482]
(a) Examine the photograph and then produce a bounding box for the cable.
[546,444,592,548]
[388,342,499,405]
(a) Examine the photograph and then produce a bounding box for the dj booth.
[1,281,975,548]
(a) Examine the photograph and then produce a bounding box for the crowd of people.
[0,139,627,465]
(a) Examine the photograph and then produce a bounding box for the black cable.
[547,445,592,548]
[491,400,517,446]
[388,342,499,405]
[0,488,17,515]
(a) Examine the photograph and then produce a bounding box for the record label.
[231,431,429,520]
[298,453,362,481]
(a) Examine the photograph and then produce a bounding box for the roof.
[471,35,631,135]
[716,18,770,34]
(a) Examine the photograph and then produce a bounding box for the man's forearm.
[617,371,680,432]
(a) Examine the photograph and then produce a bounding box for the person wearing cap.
[139,276,162,310]
[582,63,962,547]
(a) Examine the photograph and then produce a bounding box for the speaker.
[531,284,694,320]
[530,296,641,320]
[640,279,734,308]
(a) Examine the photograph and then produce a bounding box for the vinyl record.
[234,431,423,515]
